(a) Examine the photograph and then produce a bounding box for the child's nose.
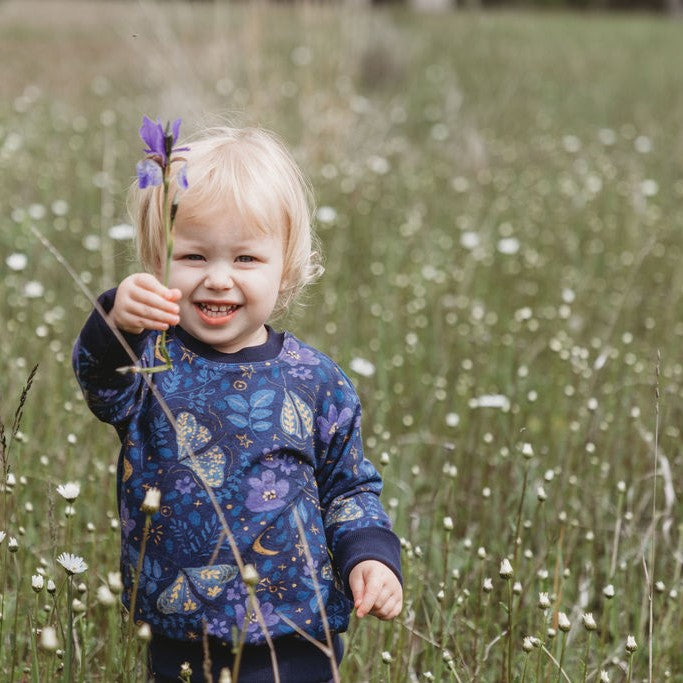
[204,264,235,290]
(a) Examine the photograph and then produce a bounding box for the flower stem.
[582,632,591,683]
[124,514,151,676]
[64,577,73,683]
[556,633,567,683]
[506,580,513,683]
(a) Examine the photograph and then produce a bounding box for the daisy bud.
[97,584,116,606]
[482,577,493,593]
[536,485,547,502]
[31,574,44,593]
[558,612,571,632]
[242,564,259,586]
[72,598,86,614]
[443,516,454,532]
[138,623,152,641]
[218,669,232,683]
[603,584,615,599]
[436,589,445,602]
[477,546,486,560]
[499,558,513,579]
[655,580,665,593]
[381,651,393,664]
[9,537,19,552]
[141,487,161,515]
[379,452,390,466]
[625,635,637,653]
[513,581,522,595]
[522,636,534,653]
[47,579,56,594]
[547,627,556,639]
[64,505,76,518]
[108,572,123,594]
[599,670,610,682]
[521,442,534,459]
[582,612,597,631]
[538,592,551,610]
[180,662,193,681]
[39,626,58,651]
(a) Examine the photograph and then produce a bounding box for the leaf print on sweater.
[280,389,313,440]
[176,412,226,487]
[226,390,275,433]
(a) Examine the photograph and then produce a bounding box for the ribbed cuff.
[335,526,402,598]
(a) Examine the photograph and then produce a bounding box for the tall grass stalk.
[648,351,660,683]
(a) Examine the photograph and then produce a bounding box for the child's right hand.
[110,273,181,334]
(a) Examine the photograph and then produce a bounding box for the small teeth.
[198,303,237,315]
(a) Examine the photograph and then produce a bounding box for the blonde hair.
[130,126,323,315]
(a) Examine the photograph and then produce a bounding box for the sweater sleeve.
[72,288,152,426]
[315,373,402,595]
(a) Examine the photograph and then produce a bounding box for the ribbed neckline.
[173,325,285,364]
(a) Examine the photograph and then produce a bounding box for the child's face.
[167,202,284,354]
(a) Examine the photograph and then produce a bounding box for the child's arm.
[109,273,180,334]
[348,559,403,620]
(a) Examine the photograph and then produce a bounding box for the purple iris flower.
[245,470,289,512]
[139,116,188,165]
[281,337,320,367]
[316,404,354,444]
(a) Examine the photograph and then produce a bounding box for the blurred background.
[1,1,682,681]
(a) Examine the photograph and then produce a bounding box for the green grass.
[1,1,682,681]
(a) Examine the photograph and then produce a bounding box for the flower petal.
[136,159,163,189]
[139,116,166,159]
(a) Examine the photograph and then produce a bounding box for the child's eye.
[236,255,255,263]
[183,254,205,261]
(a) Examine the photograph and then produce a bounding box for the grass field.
[1,1,682,681]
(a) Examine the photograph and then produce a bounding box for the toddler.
[72,125,402,682]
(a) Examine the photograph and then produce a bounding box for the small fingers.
[356,577,383,619]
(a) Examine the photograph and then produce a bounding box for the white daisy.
[57,552,88,575]
[56,482,81,503]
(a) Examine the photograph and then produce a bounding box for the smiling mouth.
[196,302,239,317]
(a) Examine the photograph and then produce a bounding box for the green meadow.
[1,1,682,680]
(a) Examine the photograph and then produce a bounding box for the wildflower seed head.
[31,574,44,593]
[138,623,152,641]
[617,480,626,494]
[436,589,445,602]
[9,537,19,552]
[538,592,551,610]
[381,651,393,664]
[655,580,665,593]
[625,635,637,653]
[57,552,88,576]
[242,564,259,586]
[547,627,556,639]
[47,579,56,594]
[603,584,615,599]
[443,516,454,532]
[582,612,597,631]
[379,452,390,466]
[39,626,58,651]
[521,442,534,459]
[513,581,522,595]
[56,482,81,503]
[482,577,493,593]
[72,598,86,614]
[499,558,513,579]
[558,612,571,632]
[522,636,534,652]
[108,572,123,594]
[477,546,486,560]
[97,584,116,606]
[141,487,161,515]
[536,485,547,502]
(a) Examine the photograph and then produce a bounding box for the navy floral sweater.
[72,290,401,646]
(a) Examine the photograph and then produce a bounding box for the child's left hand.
[348,559,403,620]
